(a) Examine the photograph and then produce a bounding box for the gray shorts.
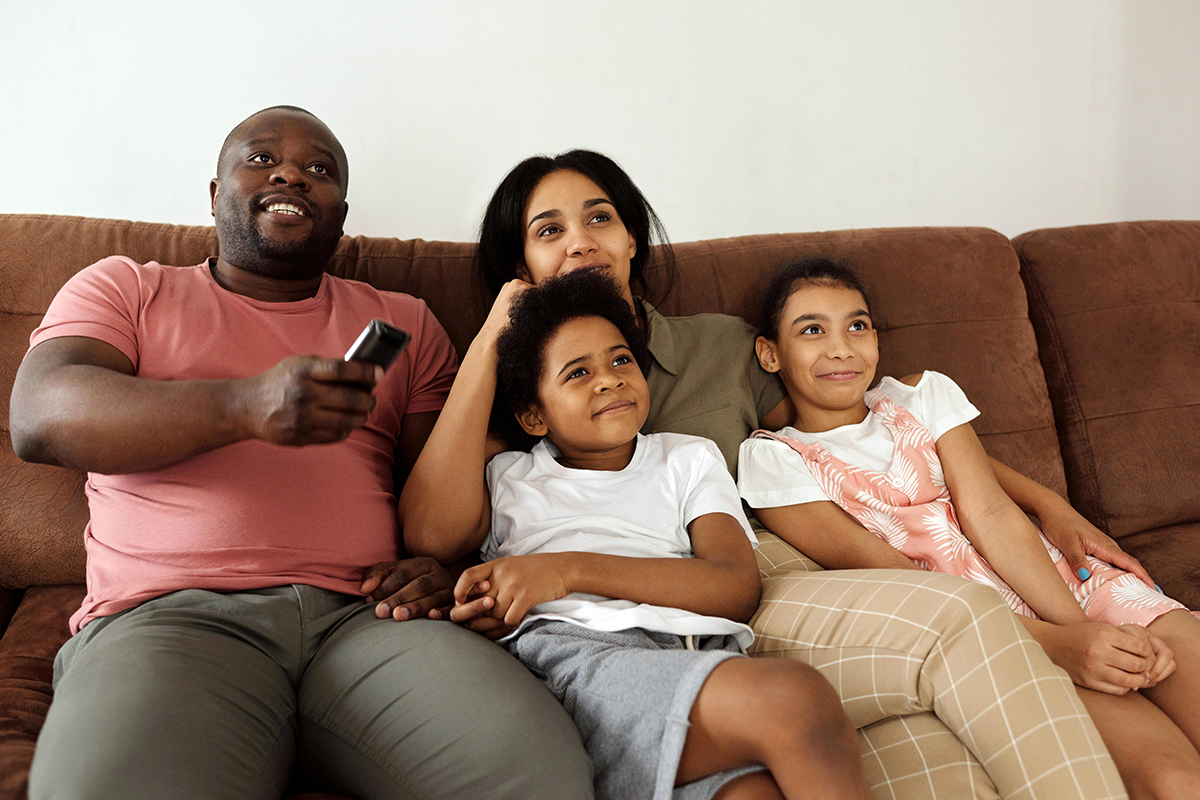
[508,620,768,800]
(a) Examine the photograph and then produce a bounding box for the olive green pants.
[30,585,593,800]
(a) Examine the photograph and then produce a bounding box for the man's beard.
[215,194,341,280]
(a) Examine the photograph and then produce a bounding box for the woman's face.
[521,170,636,305]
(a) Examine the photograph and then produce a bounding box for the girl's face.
[521,170,637,307]
[518,315,649,471]
[755,283,878,432]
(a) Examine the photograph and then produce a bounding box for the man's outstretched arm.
[10,335,381,475]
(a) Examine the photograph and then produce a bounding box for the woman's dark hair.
[493,269,650,451]
[477,149,677,303]
[759,257,874,339]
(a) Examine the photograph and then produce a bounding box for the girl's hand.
[1037,502,1156,590]
[452,554,571,629]
[1041,621,1160,695]
[1117,624,1176,686]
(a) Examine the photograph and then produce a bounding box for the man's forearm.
[11,336,381,475]
[12,361,248,474]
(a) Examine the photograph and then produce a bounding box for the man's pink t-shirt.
[29,257,458,632]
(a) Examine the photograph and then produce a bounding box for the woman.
[399,150,1130,799]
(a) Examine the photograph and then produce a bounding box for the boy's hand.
[453,554,571,629]
[445,584,516,640]
[361,557,454,621]
[1042,621,1164,695]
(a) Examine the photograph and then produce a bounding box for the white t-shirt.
[737,371,979,509]
[485,432,756,647]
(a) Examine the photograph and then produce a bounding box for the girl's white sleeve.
[881,371,980,440]
[737,436,832,509]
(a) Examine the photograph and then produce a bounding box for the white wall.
[3,1,1197,243]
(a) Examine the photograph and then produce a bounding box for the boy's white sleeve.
[481,451,522,561]
[680,439,756,543]
[737,436,832,509]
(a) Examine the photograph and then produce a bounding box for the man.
[10,106,592,800]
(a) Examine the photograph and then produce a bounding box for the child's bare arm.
[754,501,922,572]
[451,512,761,628]
[937,423,1089,625]
[989,457,1155,589]
[1017,616,1173,695]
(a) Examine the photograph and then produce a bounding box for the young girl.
[738,257,1200,798]
[445,269,872,800]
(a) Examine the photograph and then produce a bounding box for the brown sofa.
[1,213,1197,799]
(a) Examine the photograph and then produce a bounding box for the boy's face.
[519,315,649,470]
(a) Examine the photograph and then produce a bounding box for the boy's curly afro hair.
[493,269,651,451]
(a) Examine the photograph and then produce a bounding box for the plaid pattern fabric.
[750,541,1126,800]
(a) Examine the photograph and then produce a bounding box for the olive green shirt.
[638,299,787,476]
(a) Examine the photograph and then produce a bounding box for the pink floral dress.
[753,395,1194,627]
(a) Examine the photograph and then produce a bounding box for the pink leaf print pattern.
[922,448,945,488]
[889,454,922,502]
[924,503,972,563]
[853,488,896,516]
[858,507,909,550]
[750,388,1194,628]
[1109,574,1168,612]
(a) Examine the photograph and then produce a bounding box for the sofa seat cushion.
[0,584,80,800]
[1115,521,1200,610]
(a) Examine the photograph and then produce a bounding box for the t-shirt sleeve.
[398,301,458,416]
[28,257,147,368]
[481,451,523,562]
[737,435,832,509]
[886,371,980,441]
[680,439,756,543]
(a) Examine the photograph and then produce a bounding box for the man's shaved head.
[216,106,349,189]
[210,106,350,280]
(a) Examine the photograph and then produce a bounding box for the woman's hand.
[477,279,534,343]
[1037,621,1168,695]
[453,554,571,629]
[1037,502,1156,590]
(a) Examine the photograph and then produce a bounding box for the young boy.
[443,270,871,800]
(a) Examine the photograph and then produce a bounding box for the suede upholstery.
[1,213,1196,798]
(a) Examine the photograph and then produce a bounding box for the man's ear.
[517,405,549,437]
[627,231,636,259]
[209,179,220,217]
[755,336,780,373]
[515,263,531,282]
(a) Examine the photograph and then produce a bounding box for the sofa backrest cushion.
[660,229,1066,495]
[1,215,1062,588]
[1014,220,1200,538]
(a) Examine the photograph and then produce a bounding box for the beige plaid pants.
[751,533,1126,800]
